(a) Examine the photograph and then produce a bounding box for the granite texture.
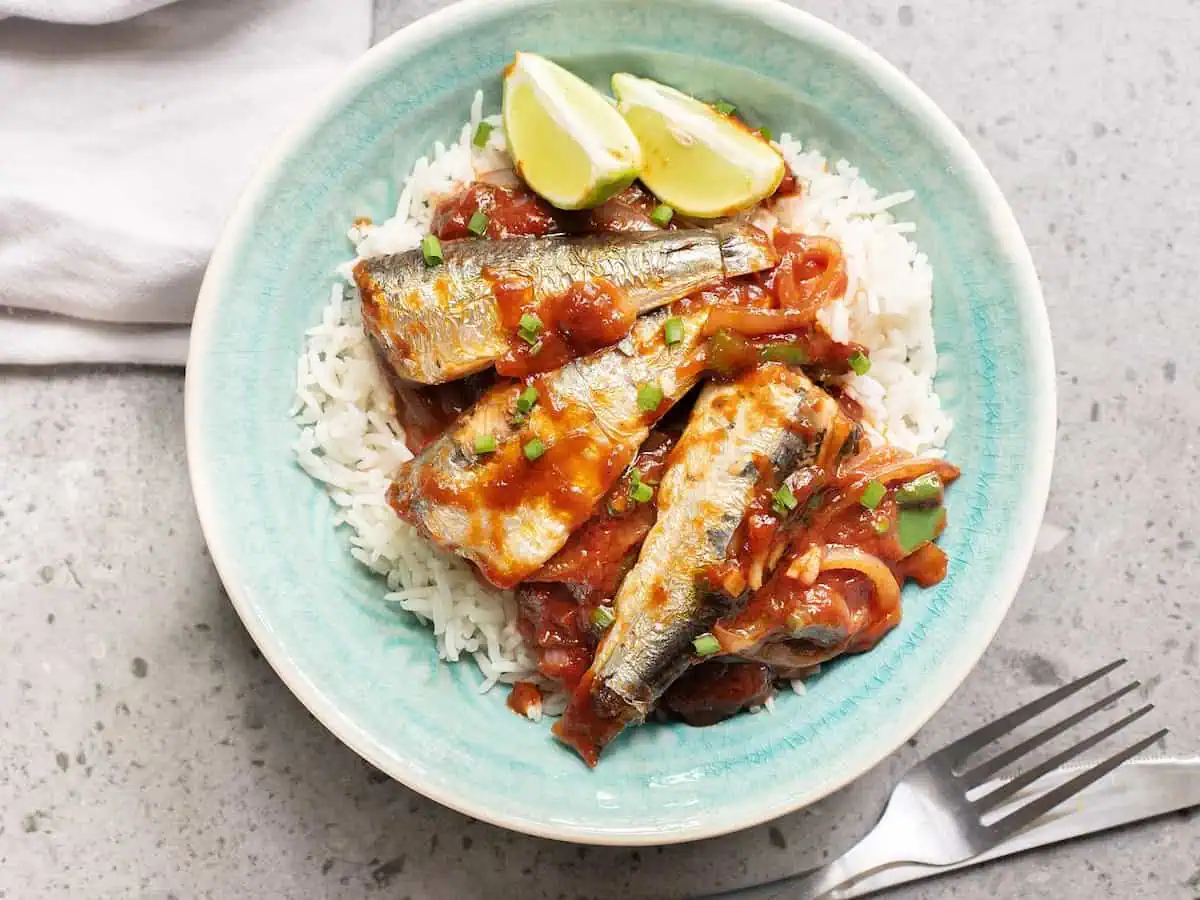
[0,0,1196,897]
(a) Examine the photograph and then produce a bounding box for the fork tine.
[973,704,1155,813]
[987,727,1169,843]
[938,658,1126,766]
[959,680,1141,786]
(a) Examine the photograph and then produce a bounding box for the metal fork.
[713,659,1168,899]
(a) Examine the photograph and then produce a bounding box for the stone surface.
[1,0,1198,897]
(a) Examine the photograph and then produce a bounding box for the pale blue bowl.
[186,0,1054,844]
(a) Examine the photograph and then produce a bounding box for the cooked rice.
[292,90,952,695]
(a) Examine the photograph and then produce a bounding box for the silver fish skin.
[356,224,775,385]
[554,363,849,765]
[387,307,711,589]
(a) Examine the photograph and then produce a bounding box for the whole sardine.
[388,307,711,589]
[357,224,775,384]
[554,363,853,765]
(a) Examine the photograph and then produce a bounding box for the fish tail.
[715,222,778,277]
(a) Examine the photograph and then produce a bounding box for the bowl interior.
[187,0,1052,844]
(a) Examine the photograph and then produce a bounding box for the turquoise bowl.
[186,0,1053,844]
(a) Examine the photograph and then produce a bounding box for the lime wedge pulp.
[611,74,785,218]
[502,53,642,210]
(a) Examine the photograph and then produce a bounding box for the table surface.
[3,0,1198,897]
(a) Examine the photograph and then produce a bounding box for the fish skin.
[356,225,775,385]
[387,307,712,589]
[554,363,850,764]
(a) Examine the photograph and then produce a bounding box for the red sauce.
[390,372,496,454]
[554,280,638,351]
[515,584,596,692]
[772,162,801,199]
[506,681,544,718]
[490,272,637,378]
[662,661,775,726]
[431,182,561,240]
[533,430,679,600]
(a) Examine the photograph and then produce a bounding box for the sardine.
[357,224,775,384]
[553,363,852,765]
[387,307,711,589]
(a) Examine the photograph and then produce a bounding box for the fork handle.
[704,803,910,899]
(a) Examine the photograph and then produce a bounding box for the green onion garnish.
[663,316,684,346]
[523,438,546,461]
[637,382,664,412]
[420,234,443,267]
[528,339,544,355]
[848,350,871,375]
[692,633,721,656]
[759,126,773,142]
[467,211,489,236]
[474,434,497,454]
[772,484,799,516]
[859,479,886,510]
[713,100,736,116]
[650,204,674,228]
[897,505,944,553]
[631,481,654,504]
[518,312,543,345]
[472,121,494,149]
[591,605,616,629]
[872,515,890,535]
[762,343,808,365]
[896,473,943,508]
[516,385,539,414]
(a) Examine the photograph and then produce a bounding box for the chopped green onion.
[523,438,546,461]
[518,312,543,345]
[528,339,544,355]
[637,382,664,412]
[896,473,943,508]
[474,434,497,454]
[772,484,799,516]
[897,505,944,553]
[650,204,675,227]
[467,211,490,236]
[762,343,808,365]
[591,605,616,629]
[472,121,494,149]
[848,350,871,375]
[663,316,684,345]
[713,100,736,116]
[872,515,891,535]
[759,126,773,142]
[516,385,539,414]
[420,234,443,267]
[859,479,886,510]
[631,481,654,503]
[692,633,721,656]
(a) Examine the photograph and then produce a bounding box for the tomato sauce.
[431,182,562,240]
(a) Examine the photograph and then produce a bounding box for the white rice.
[291,90,952,695]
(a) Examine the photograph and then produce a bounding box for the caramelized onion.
[701,305,819,337]
[818,545,902,615]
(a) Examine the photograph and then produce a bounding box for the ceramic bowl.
[186,0,1054,844]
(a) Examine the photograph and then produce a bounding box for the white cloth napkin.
[0,0,372,366]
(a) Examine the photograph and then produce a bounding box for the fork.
[712,658,1168,899]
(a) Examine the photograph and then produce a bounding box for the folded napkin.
[0,0,372,366]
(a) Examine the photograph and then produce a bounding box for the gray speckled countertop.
[2,0,1198,897]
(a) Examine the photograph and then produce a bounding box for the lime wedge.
[502,53,642,210]
[611,74,785,218]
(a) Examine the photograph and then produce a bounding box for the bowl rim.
[185,0,1055,845]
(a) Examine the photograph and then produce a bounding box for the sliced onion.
[819,545,902,615]
[701,305,818,337]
